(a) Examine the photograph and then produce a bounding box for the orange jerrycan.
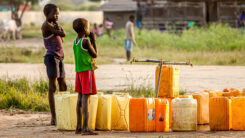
[167,97,174,129]
[209,97,231,131]
[155,98,169,132]
[129,98,155,132]
[155,66,180,98]
[192,92,209,124]
[231,97,245,130]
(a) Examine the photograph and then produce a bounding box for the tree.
[0,0,38,39]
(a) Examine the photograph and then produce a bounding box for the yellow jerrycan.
[87,95,98,130]
[55,92,77,130]
[172,98,197,131]
[111,92,130,130]
[96,93,112,130]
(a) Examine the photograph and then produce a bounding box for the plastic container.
[96,94,112,130]
[155,66,180,98]
[167,97,174,129]
[87,95,98,130]
[111,92,130,130]
[192,92,209,124]
[172,98,197,131]
[231,97,245,130]
[209,97,231,131]
[129,98,155,132]
[55,92,77,130]
[155,98,169,132]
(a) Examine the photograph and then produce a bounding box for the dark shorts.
[44,55,65,79]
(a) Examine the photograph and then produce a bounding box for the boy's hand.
[89,32,96,42]
[133,40,137,46]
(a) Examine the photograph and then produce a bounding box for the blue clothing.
[238,13,245,27]
[136,21,142,28]
[125,40,133,52]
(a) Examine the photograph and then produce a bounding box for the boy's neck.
[77,33,86,39]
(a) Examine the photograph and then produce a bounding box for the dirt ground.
[0,63,245,92]
[1,111,245,138]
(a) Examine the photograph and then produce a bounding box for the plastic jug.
[96,94,112,130]
[167,97,174,129]
[231,97,245,130]
[88,95,98,130]
[192,92,209,124]
[129,98,155,132]
[55,92,77,130]
[209,97,231,131]
[155,98,169,132]
[111,92,130,130]
[155,66,180,98]
[172,98,197,131]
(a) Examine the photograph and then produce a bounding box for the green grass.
[13,23,245,65]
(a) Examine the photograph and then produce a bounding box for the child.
[125,15,136,61]
[41,3,67,125]
[72,18,98,135]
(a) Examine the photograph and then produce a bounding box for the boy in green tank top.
[72,18,98,135]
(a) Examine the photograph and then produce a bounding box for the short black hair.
[129,15,135,20]
[73,18,88,33]
[43,3,58,16]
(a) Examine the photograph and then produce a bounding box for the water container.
[88,95,98,130]
[96,94,112,130]
[55,93,99,130]
[111,92,130,130]
[179,95,193,98]
[155,66,180,98]
[172,98,197,131]
[209,97,231,131]
[231,97,245,130]
[192,92,209,124]
[155,98,169,132]
[129,98,155,132]
[55,92,77,130]
[167,97,174,129]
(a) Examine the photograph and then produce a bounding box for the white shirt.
[125,21,135,41]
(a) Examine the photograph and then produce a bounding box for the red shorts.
[75,71,97,95]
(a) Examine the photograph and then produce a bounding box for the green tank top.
[73,38,92,72]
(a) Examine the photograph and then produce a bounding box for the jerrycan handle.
[112,92,129,95]
[57,91,70,95]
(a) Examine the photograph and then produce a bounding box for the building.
[99,0,137,29]
[134,0,245,30]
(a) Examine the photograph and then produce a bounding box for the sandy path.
[0,63,245,92]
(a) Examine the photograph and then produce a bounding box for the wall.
[0,11,103,26]
[104,11,135,29]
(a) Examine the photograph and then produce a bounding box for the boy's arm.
[89,32,97,52]
[82,39,98,58]
[130,23,136,44]
[44,22,66,37]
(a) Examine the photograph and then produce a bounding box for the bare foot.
[75,128,82,134]
[50,118,56,126]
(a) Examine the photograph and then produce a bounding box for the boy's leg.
[58,78,67,91]
[48,78,57,125]
[58,59,67,91]
[75,93,83,134]
[82,94,98,135]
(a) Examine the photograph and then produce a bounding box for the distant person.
[92,23,98,36]
[41,3,67,126]
[136,2,143,34]
[98,24,104,37]
[72,18,98,135]
[187,21,196,29]
[104,18,113,37]
[238,11,245,28]
[125,15,136,61]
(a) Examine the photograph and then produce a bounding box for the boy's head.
[43,3,59,22]
[73,18,90,36]
[129,15,135,23]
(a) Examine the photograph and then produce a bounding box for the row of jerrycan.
[54,92,130,131]
[209,97,245,131]
[129,97,198,132]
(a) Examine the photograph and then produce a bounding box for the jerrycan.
[96,94,112,130]
[172,98,197,131]
[129,98,155,132]
[231,97,245,130]
[155,66,180,98]
[55,92,77,130]
[209,97,231,131]
[155,98,169,132]
[192,92,209,124]
[111,92,130,130]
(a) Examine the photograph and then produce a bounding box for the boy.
[41,3,67,125]
[125,15,136,61]
[72,18,98,135]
